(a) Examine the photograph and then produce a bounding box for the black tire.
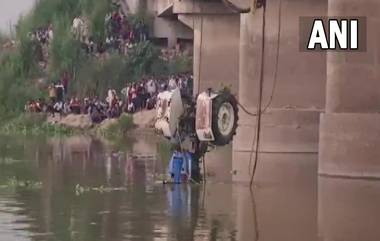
[211,91,239,146]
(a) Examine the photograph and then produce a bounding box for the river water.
[0,134,379,241]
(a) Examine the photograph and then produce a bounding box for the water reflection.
[0,135,250,241]
[318,177,380,241]
[1,135,379,241]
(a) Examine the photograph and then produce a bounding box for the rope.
[238,0,282,117]
[237,101,257,116]
[250,189,260,241]
[262,0,282,113]
[249,0,282,187]
[250,1,267,188]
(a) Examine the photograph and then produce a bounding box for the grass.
[158,139,173,168]
[0,113,74,136]
[0,0,192,130]
[98,114,135,139]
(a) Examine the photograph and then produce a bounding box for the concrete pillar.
[233,154,317,241]
[319,0,380,178]
[174,0,240,95]
[318,177,380,241]
[195,13,239,182]
[167,35,177,48]
[175,0,240,182]
[193,13,237,180]
[233,0,327,182]
[192,14,240,95]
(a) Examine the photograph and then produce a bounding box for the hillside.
[0,0,192,118]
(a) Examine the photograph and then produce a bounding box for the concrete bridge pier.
[174,0,241,182]
[174,0,241,96]
[318,177,380,241]
[233,0,327,182]
[318,1,380,241]
[319,0,380,179]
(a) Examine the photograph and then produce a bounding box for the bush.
[71,42,164,98]
[125,41,162,80]
[167,55,193,74]
[0,0,193,121]
[101,114,135,138]
[118,114,135,131]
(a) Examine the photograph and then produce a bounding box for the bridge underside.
[165,1,380,240]
[170,0,380,181]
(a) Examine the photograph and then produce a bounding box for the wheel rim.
[217,102,235,136]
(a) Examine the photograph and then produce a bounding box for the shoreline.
[47,108,156,130]
[0,109,157,138]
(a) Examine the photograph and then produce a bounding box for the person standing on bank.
[48,83,57,103]
[55,81,64,103]
[62,71,70,95]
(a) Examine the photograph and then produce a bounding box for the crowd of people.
[24,1,194,125]
[27,23,54,67]
[26,2,150,64]
[105,9,149,43]
[25,73,193,124]
[73,6,149,57]
[28,24,54,45]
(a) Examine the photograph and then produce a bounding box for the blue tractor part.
[168,150,201,184]
[169,151,185,184]
[167,184,188,217]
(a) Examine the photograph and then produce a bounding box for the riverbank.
[0,0,192,117]
[47,108,156,129]
[0,109,157,138]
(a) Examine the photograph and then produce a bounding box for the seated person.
[35,98,45,113]
[53,101,64,116]
[69,97,81,114]
[82,98,91,114]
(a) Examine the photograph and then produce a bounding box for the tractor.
[155,87,239,183]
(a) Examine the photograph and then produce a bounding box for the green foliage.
[150,54,193,77]
[100,114,135,139]
[0,113,74,136]
[0,65,40,113]
[126,41,161,80]
[72,42,166,97]
[0,0,112,115]
[74,54,128,97]
[49,26,85,77]
[118,114,135,131]
[88,0,112,40]
[0,0,193,122]
[158,139,173,168]
[0,32,7,43]
[167,55,193,74]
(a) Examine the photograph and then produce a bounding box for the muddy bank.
[131,109,157,130]
[47,109,157,132]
